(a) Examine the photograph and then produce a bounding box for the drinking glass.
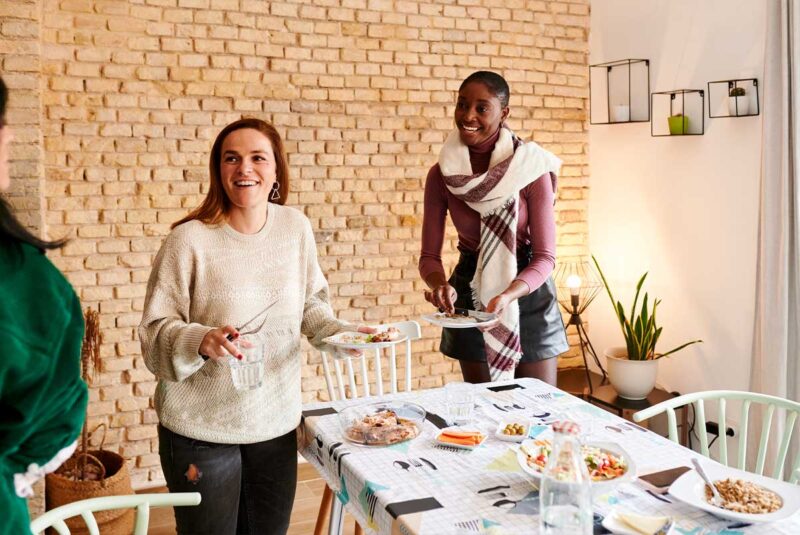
[445,382,475,425]
[228,336,265,390]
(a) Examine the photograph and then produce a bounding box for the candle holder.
[553,259,608,394]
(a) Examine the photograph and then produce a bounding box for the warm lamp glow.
[566,274,582,296]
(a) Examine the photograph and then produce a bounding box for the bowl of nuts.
[495,420,531,443]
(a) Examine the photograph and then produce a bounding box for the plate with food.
[668,462,800,523]
[517,439,635,492]
[323,327,407,350]
[435,427,487,450]
[421,308,499,329]
[339,401,425,447]
[495,420,532,443]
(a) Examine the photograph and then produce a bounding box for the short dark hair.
[0,76,67,251]
[459,71,510,108]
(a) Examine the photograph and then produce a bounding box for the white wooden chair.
[30,492,201,535]
[314,320,422,535]
[633,390,800,483]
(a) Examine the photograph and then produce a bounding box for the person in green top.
[0,76,88,534]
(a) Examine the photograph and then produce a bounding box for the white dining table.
[299,377,800,535]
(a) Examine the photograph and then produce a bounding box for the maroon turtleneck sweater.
[418,128,557,293]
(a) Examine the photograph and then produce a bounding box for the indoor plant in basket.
[728,86,749,116]
[45,308,134,534]
[592,256,703,400]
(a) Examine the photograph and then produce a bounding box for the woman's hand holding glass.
[199,325,248,361]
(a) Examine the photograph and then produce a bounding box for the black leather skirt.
[440,246,569,363]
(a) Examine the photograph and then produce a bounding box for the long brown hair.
[172,118,290,229]
[0,76,67,251]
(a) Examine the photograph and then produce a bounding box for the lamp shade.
[553,259,603,314]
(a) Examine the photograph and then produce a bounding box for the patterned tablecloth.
[299,378,800,535]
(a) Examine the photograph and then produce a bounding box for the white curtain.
[750,0,800,477]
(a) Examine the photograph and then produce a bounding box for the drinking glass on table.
[228,335,264,390]
[445,382,475,425]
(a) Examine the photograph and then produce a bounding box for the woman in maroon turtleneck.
[419,71,568,385]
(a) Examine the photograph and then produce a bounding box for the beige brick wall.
[1,0,44,231]
[4,0,589,491]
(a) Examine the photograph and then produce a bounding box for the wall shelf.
[650,89,705,137]
[707,78,759,118]
[589,59,651,125]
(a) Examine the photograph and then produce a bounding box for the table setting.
[299,377,800,535]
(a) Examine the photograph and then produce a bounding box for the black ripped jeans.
[158,425,297,535]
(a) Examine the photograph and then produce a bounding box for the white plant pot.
[611,104,630,123]
[604,346,659,400]
[728,95,750,116]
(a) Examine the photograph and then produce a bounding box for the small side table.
[586,383,689,447]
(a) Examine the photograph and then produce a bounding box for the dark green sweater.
[0,240,87,534]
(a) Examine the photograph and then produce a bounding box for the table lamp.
[554,259,608,394]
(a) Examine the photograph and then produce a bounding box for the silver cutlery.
[692,458,723,507]
[199,298,279,360]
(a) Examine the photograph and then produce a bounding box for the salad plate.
[517,438,635,493]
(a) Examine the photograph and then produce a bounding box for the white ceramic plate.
[435,426,487,451]
[668,462,800,524]
[517,439,636,494]
[322,331,408,350]
[421,309,499,329]
[495,420,532,443]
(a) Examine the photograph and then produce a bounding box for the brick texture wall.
[3,0,589,491]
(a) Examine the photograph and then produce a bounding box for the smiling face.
[219,128,277,216]
[454,81,509,147]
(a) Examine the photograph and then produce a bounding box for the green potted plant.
[667,113,690,135]
[728,86,749,116]
[592,256,703,399]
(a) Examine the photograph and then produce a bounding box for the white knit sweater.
[139,205,347,444]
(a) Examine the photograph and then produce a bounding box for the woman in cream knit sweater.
[139,118,358,535]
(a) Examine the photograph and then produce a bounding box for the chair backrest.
[633,390,800,482]
[320,320,422,400]
[30,492,201,535]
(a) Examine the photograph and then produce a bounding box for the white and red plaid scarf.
[438,127,561,381]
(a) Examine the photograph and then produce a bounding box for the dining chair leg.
[314,485,333,535]
[328,497,344,535]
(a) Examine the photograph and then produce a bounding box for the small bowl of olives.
[495,420,531,443]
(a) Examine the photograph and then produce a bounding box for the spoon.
[692,458,723,507]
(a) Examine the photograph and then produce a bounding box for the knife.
[200,298,280,361]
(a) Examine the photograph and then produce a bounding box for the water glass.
[228,336,265,391]
[445,382,475,425]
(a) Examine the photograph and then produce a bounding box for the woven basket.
[45,446,134,535]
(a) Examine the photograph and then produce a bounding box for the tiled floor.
[146,462,357,535]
